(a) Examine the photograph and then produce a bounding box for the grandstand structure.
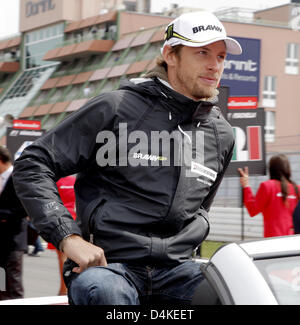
[0,9,171,142]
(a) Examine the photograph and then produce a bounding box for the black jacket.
[13,77,234,265]
[0,175,27,265]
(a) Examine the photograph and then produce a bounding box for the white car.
[192,235,300,305]
[0,295,68,305]
[1,235,300,305]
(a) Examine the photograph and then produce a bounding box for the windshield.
[255,256,300,305]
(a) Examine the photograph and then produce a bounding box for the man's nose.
[207,57,220,72]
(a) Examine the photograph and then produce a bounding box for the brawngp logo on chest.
[95,123,218,181]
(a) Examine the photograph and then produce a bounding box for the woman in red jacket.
[238,154,300,237]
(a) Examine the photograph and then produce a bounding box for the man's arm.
[13,95,116,271]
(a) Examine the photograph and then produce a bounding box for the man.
[13,11,242,305]
[0,146,27,300]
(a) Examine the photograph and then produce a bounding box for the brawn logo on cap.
[192,25,223,34]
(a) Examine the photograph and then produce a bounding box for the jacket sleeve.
[243,182,270,217]
[201,141,234,212]
[13,95,117,249]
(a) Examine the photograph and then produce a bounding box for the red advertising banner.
[13,120,41,130]
[228,97,258,109]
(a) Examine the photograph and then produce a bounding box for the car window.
[255,256,300,305]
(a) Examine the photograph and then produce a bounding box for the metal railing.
[53,27,118,50]
[207,207,263,242]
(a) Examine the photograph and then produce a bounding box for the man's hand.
[60,235,107,273]
[238,166,249,188]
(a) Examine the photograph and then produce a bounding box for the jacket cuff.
[50,218,82,250]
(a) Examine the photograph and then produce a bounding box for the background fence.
[206,207,263,242]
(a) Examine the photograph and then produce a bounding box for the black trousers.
[0,251,24,300]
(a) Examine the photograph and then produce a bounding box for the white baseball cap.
[162,11,242,55]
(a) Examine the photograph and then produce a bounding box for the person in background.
[238,154,300,237]
[31,236,44,256]
[27,221,44,257]
[47,175,76,295]
[0,146,27,300]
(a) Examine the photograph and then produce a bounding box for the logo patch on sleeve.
[191,161,217,182]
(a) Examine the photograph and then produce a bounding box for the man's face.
[168,41,227,101]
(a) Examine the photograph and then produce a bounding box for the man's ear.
[162,45,177,67]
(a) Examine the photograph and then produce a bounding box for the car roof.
[197,236,300,305]
[238,235,300,259]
